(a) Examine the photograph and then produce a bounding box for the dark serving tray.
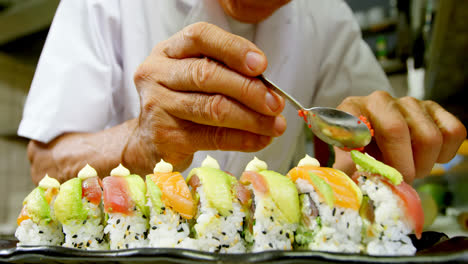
[1,232,467,264]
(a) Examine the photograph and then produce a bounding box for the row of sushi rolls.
[15,150,424,256]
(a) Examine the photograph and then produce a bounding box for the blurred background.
[0,0,467,237]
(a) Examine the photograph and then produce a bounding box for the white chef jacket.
[18,0,393,177]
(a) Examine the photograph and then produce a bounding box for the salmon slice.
[240,171,268,194]
[381,178,424,239]
[82,176,103,205]
[287,165,361,211]
[150,171,196,219]
[102,176,135,215]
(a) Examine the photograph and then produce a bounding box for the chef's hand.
[333,91,467,183]
[125,22,286,171]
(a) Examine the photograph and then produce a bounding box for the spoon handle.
[259,75,305,111]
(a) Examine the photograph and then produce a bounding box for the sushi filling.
[147,200,194,249]
[104,209,148,250]
[62,200,107,250]
[193,185,246,253]
[249,186,296,252]
[358,176,416,255]
[295,179,362,253]
[15,219,64,246]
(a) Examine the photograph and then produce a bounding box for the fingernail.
[246,51,265,72]
[266,91,280,112]
[274,116,287,135]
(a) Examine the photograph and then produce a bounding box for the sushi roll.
[350,150,424,255]
[286,155,363,253]
[146,159,196,248]
[186,155,246,253]
[15,175,64,246]
[53,164,108,250]
[102,164,149,249]
[240,157,300,252]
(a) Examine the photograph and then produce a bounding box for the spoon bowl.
[259,75,372,148]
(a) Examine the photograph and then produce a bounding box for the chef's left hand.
[333,91,467,183]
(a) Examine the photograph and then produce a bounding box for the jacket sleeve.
[310,0,394,108]
[18,0,123,143]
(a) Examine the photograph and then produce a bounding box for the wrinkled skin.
[27,2,466,185]
[333,92,466,183]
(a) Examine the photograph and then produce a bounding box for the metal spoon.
[259,75,372,149]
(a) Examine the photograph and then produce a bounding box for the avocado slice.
[125,174,149,217]
[188,167,233,216]
[351,150,403,185]
[54,178,87,224]
[259,170,300,224]
[308,172,335,208]
[145,175,164,214]
[23,187,51,223]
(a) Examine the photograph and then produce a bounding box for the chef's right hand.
[127,22,286,171]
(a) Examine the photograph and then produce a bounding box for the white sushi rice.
[147,200,195,249]
[61,201,108,250]
[193,186,246,253]
[250,186,297,252]
[296,179,362,253]
[15,219,64,246]
[104,211,148,250]
[358,176,416,255]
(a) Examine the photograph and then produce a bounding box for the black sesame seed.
[341,211,344,215]
[375,186,378,190]
[221,232,226,236]
[142,214,147,219]
[124,234,127,239]
[72,234,78,238]
[161,207,166,211]
[286,232,290,239]
[177,227,184,233]
[347,222,349,228]
[262,231,267,234]
[117,219,121,224]
[134,206,137,211]
[127,225,131,231]
[270,216,274,222]
[83,220,87,225]
[86,241,90,247]
[332,208,336,216]
[135,235,139,240]
[279,230,283,235]
[229,210,233,214]
[213,237,220,241]
[268,243,273,248]
[222,244,230,248]
[126,244,129,249]
[38,230,44,234]
[152,226,157,230]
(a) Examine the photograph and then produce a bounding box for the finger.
[156,57,284,116]
[365,91,416,183]
[157,87,287,137]
[160,22,267,76]
[169,121,273,153]
[397,97,442,179]
[423,100,467,163]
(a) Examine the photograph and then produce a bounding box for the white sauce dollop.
[110,164,130,177]
[201,155,220,169]
[78,164,98,180]
[154,159,173,174]
[245,157,267,172]
[297,154,320,167]
[38,174,60,189]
